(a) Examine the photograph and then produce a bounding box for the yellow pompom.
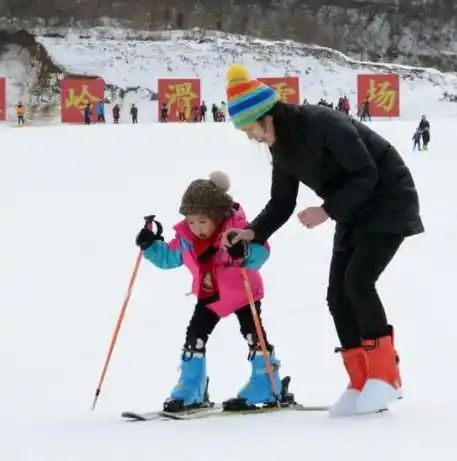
[226,64,250,86]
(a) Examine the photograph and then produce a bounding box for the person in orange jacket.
[16,103,25,125]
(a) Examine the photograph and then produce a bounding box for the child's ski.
[121,402,329,422]
[122,406,220,421]
[121,376,330,421]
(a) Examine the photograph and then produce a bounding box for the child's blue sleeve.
[243,243,270,270]
[143,239,184,269]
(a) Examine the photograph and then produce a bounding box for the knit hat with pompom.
[226,64,280,129]
[179,171,233,222]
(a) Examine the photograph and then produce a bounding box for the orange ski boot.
[357,325,402,414]
[329,347,368,417]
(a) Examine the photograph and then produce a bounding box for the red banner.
[60,78,105,123]
[357,74,400,117]
[158,79,201,122]
[257,77,300,104]
[0,78,5,121]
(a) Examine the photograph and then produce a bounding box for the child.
[135,171,288,412]
[412,128,422,151]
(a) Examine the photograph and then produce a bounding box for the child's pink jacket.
[143,204,270,317]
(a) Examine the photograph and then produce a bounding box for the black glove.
[135,215,164,251]
[226,231,248,259]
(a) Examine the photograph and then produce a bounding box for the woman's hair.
[261,101,302,158]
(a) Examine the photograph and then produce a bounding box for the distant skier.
[336,96,344,111]
[130,104,138,124]
[359,98,371,121]
[211,103,218,122]
[412,128,422,151]
[219,101,227,121]
[16,102,25,125]
[192,105,199,122]
[200,101,207,122]
[96,100,105,123]
[112,104,120,124]
[160,103,168,123]
[83,103,91,125]
[341,96,350,115]
[135,171,288,413]
[418,115,430,150]
[222,64,424,418]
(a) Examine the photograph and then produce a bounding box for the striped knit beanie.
[226,64,280,129]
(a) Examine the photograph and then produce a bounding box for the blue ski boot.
[222,345,293,411]
[163,342,212,413]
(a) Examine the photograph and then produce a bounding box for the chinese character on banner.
[157,79,201,122]
[60,78,105,123]
[357,74,400,117]
[0,77,5,122]
[257,77,300,104]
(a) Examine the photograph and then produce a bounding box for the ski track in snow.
[0,120,453,460]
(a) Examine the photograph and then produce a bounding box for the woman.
[222,64,424,417]
[418,115,431,150]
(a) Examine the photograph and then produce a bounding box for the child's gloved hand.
[226,231,248,259]
[136,215,164,250]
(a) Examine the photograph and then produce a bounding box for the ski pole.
[240,267,280,405]
[91,249,143,410]
[91,215,159,410]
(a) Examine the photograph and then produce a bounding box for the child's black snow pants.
[183,301,270,353]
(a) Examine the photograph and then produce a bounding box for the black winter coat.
[249,104,424,243]
[419,119,430,143]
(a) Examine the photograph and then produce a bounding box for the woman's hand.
[221,228,255,247]
[297,206,329,229]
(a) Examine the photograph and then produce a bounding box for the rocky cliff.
[0,0,457,72]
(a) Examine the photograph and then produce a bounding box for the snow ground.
[0,120,454,460]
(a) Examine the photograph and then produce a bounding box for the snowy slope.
[0,43,61,123]
[0,120,454,460]
[35,30,457,121]
[0,44,48,121]
[3,28,457,123]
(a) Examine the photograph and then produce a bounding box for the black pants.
[183,301,270,353]
[422,132,430,147]
[327,229,404,349]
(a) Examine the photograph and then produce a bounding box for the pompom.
[226,64,250,86]
[209,171,230,192]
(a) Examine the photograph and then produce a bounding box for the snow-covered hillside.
[0,119,453,460]
[2,28,457,123]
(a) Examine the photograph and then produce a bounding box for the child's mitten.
[135,215,164,250]
[226,231,248,259]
